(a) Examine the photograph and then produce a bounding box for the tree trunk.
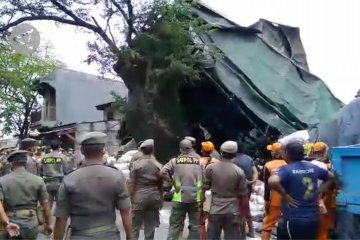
[114,56,188,162]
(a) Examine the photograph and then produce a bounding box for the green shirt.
[0,167,48,228]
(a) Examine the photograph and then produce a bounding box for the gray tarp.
[309,97,360,148]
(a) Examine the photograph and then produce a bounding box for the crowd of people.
[0,132,338,240]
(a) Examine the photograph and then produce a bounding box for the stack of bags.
[250,182,265,233]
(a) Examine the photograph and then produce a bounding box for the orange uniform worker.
[199,141,219,240]
[311,142,337,240]
[261,143,287,240]
[199,141,220,167]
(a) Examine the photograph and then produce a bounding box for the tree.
[0,43,60,139]
[0,0,212,159]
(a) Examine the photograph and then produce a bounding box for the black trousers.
[277,219,319,240]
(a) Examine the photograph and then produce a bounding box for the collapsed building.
[116,3,343,160]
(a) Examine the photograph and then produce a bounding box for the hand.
[283,194,299,208]
[43,223,53,236]
[250,180,257,186]
[6,222,20,237]
[319,199,327,214]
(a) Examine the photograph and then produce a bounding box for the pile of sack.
[250,182,265,233]
[113,150,138,179]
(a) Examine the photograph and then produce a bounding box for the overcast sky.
[32,0,360,104]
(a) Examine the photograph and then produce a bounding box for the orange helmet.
[201,141,215,153]
[313,142,327,152]
[266,143,282,153]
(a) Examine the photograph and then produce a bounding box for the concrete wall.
[75,121,121,156]
[42,69,127,125]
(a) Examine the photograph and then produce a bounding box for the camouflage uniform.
[54,132,131,240]
[0,150,49,240]
[40,150,68,202]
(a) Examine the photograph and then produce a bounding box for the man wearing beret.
[40,138,69,210]
[0,150,52,240]
[20,138,39,175]
[128,139,163,240]
[203,141,248,240]
[161,139,203,240]
[53,132,133,240]
[185,136,201,159]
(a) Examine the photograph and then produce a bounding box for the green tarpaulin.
[193,4,343,137]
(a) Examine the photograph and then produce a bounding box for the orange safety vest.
[265,159,287,207]
[323,162,337,209]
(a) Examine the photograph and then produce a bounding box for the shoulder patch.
[105,164,118,170]
[175,156,199,165]
[66,168,80,175]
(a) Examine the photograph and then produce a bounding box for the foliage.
[111,91,127,115]
[0,43,60,138]
[127,0,212,85]
[0,0,215,159]
[0,0,212,83]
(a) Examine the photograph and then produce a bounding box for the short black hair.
[221,152,236,159]
[141,146,154,155]
[284,141,304,162]
[50,139,61,150]
[81,144,105,154]
[236,140,245,153]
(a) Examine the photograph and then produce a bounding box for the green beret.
[21,138,36,143]
[79,132,107,145]
[139,139,154,148]
[220,141,238,154]
[20,138,36,150]
[185,136,196,144]
[7,150,28,162]
[180,139,192,149]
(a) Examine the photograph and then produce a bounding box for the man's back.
[161,154,203,203]
[130,157,162,211]
[233,153,254,181]
[277,161,328,220]
[41,151,67,177]
[0,169,46,210]
[204,161,247,214]
[56,164,130,230]
[131,157,162,188]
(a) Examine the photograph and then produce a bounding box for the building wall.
[75,121,121,155]
[41,69,127,125]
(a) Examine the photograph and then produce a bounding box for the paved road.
[38,202,261,239]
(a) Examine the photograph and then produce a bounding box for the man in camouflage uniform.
[204,141,248,240]
[53,132,133,240]
[40,139,68,210]
[0,150,11,177]
[185,136,201,159]
[66,148,77,171]
[19,138,39,175]
[128,139,163,240]
[0,150,52,240]
[161,139,203,240]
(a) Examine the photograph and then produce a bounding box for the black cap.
[20,138,36,150]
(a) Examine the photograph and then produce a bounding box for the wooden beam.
[64,133,76,142]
